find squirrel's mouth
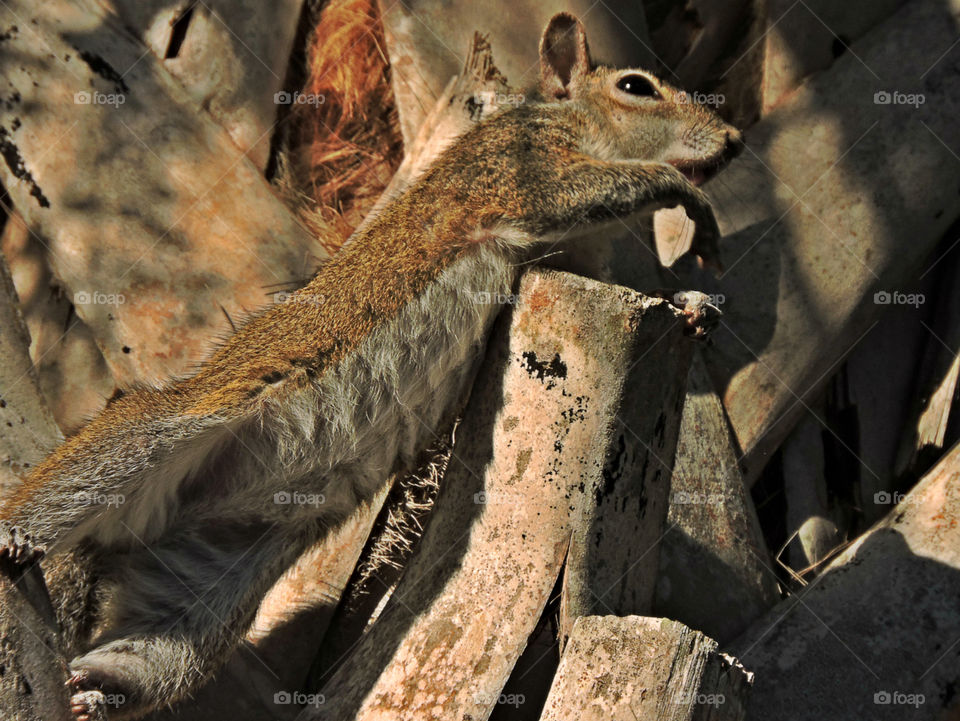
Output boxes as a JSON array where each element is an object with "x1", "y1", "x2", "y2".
[
  {"x1": 673, "y1": 162, "x2": 720, "y2": 187},
  {"x1": 670, "y1": 149, "x2": 732, "y2": 186},
  {"x1": 669, "y1": 133, "x2": 744, "y2": 186}
]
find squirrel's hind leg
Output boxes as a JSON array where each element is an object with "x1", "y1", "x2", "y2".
[{"x1": 67, "y1": 520, "x2": 307, "y2": 719}]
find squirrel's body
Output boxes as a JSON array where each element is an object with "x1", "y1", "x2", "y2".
[{"x1": 0, "y1": 14, "x2": 741, "y2": 720}]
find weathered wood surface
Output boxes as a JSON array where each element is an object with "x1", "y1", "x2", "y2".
[
  {"x1": 895, "y1": 248, "x2": 960, "y2": 481},
  {"x1": 644, "y1": 0, "x2": 766, "y2": 127},
  {"x1": 0, "y1": 0, "x2": 325, "y2": 387},
  {"x1": 488, "y1": 616, "x2": 560, "y2": 721},
  {"x1": 104, "y1": 0, "x2": 302, "y2": 170},
  {"x1": 539, "y1": 615, "x2": 753, "y2": 721},
  {"x1": 0, "y1": 243, "x2": 61, "y2": 492},
  {"x1": 0, "y1": 251, "x2": 70, "y2": 718},
  {"x1": 732, "y1": 441, "x2": 960, "y2": 720},
  {"x1": 0, "y1": 0, "x2": 305, "y2": 429},
  {"x1": 845, "y1": 276, "x2": 932, "y2": 526},
  {"x1": 245, "y1": 489, "x2": 389, "y2": 672},
  {"x1": 677, "y1": 0, "x2": 960, "y2": 483},
  {"x1": 648, "y1": 0, "x2": 752, "y2": 84},
  {"x1": 0, "y1": 213, "x2": 113, "y2": 434},
  {"x1": 0, "y1": 564, "x2": 73, "y2": 721},
  {"x1": 559, "y1": 289, "x2": 693, "y2": 640},
  {"x1": 300, "y1": 270, "x2": 692, "y2": 721},
  {"x1": 780, "y1": 411, "x2": 840, "y2": 572},
  {"x1": 761, "y1": 0, "x2": 910, "y2": 114},
  {"x1": 0, "y1": 218, "x2": 72, "y2": 721},
  {"x1": 654, "y1": 350, "x2": 779, "y2": 644}
]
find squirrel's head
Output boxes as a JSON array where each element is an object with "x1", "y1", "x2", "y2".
[{"x1": 539, "y1": 13, "x2": 743, "y2": 184}]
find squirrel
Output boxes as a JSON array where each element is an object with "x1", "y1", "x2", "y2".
[{"x1": 0, "y1": 12, "x2": 741, "y2": 720}]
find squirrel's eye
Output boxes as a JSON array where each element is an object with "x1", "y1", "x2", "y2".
[{"x1": 616, "y1": 74, "x2": 660, "y2": 98}]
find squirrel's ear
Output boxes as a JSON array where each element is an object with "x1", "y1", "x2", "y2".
[{"x1": 539, "y1": 13, "x2": 591, "y2": 100}]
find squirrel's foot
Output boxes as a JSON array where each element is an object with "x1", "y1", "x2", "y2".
[
  {"x1": 68, "y1": 688, "x2": 107, "y2": 721},
  {"x1": 653, "y1": 290, "x2": 721, "y2": 339},
  {"x1": 0, "y1": 521, "x2": 45, "y2": 566},
  {"x1": 69, "y1": 653, "x2": 139, "y2": 720}
]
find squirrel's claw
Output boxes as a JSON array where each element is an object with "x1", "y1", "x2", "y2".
[
  {"x1": 0, "y1": 522, "x2": 45, "y2": 567},
  {"x1": 651, "y1": 290, "x2": 721, "y2": 340},
  {"x1": 676, "y1": 290, "x2": 721, "y2": 339}
]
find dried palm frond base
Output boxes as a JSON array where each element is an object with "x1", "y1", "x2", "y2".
[{"x1": 274, "y1": 0, "x2": 404, "y2": 254}]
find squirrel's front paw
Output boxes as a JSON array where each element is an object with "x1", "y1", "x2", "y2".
[
  {"x1": 68, "y1": 688, "x2": 107, "y2": 721},
  {"x1": 0, "y1": 521, "x2": 45, "y2": 566},
  {"x1": 653, "y1": 290, "x2": 721, "y2": 339}
]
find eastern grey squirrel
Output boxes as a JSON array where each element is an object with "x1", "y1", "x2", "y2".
[{"x1": 0, "y1": 12, "x2": 741, "y2": 720}]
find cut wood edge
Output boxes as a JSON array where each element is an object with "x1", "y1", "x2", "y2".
[{"x1": 539, "y1": 615, "x2": 753, "y2": 721}]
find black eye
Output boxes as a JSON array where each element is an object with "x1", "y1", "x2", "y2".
[{"x1": 616, "y1": 74, "x2": 659, "y2": 98}]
